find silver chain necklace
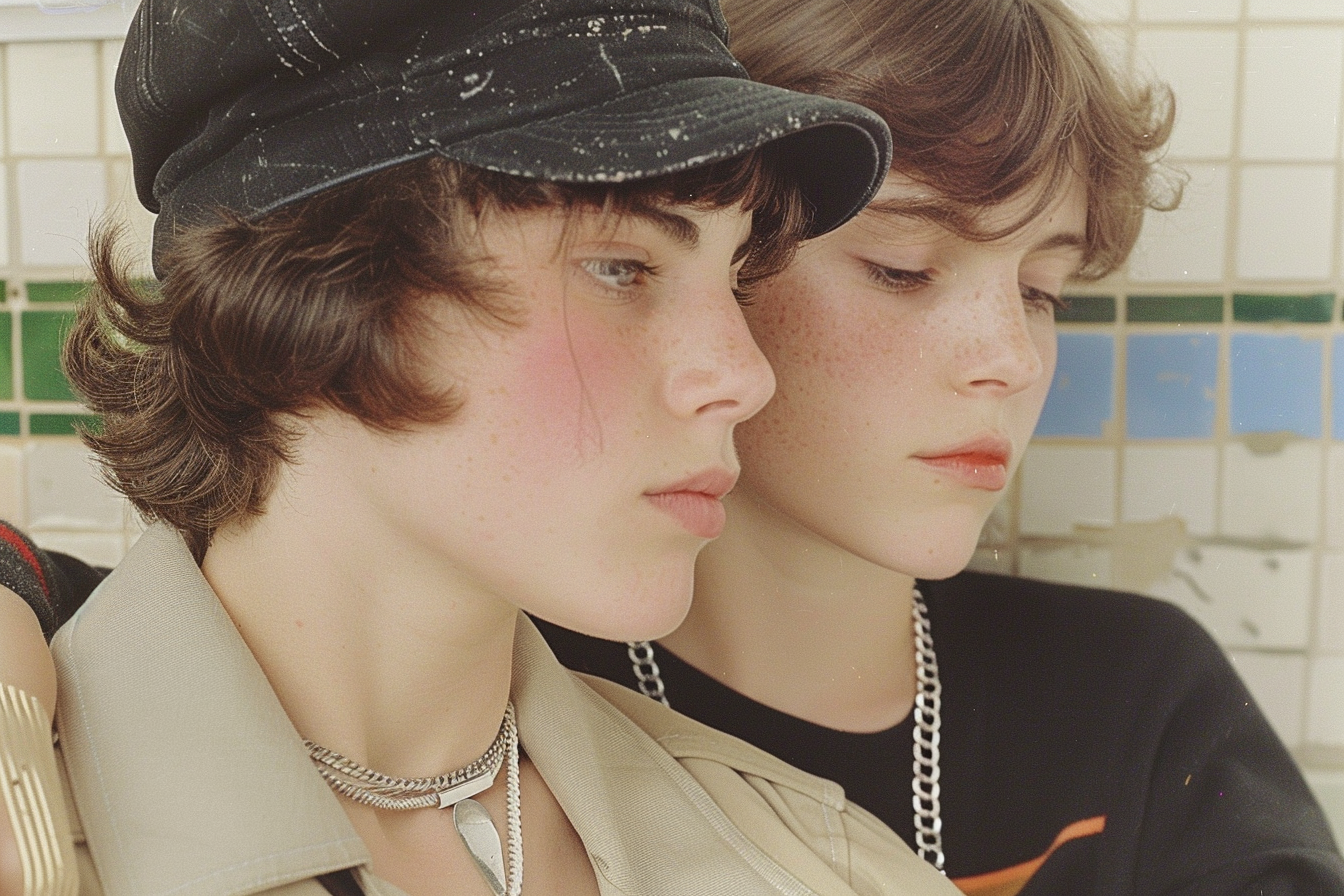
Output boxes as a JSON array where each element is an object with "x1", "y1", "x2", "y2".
[
  {"x1": 627, "y1": 588, "x2": 945, "y2": 873},
  {"x1": 305, "y1": 702, "x2": 524, "y2": 896}
]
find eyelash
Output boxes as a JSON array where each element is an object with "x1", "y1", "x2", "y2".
[
  {"x1": 582, "y1": 258, "x2": 657, "y2": 290},
  {"x1": 863, "y1": 264, "x2": 1070, "y2": 313}
]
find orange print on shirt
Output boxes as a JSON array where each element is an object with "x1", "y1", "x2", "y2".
[{"x1": 951, "y1": 816, "x2": 1106, "y2": 896}]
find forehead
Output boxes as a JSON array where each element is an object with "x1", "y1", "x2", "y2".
[{"x1": 861, "y1": 170, "x2": 1088, "y2": 246}]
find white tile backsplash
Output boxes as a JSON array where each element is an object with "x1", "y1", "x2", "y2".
[
  {"x1": 1149, "y1": 544, "x2": 1313, "y2": 649},
  {"x1": 1122, "y1": 444, "x2": 1218, "y2": 536},
  {"x1": 1325, "y1": 444, "x2": 1344, "y2": 549},
  {"x1": 1137, "y1": 29, "x2": 1239, "y2": 158},
  {"x1": 100, "y1": 40, "x2": 126, "y2": 156},
  {"x1": 1220, "y1": 441, "x2": 1323, "y2": 543},
  {"x1": 1306, "y1": 656, "x2": 1344, "y2": 746},
  {"x1": 1128, "y1": 163, "x2": 1230, "y2": 282},
  {"x1": 1317, "y1": 553, "x2": 1344, "y2": 654},
  {"x1": 1069, "y1": 0, "x2": 1132, "y2": 24},
  {"x1": 0, "y1": 444, "x2": 21, "y2": 522},
  {"x1": 1020, "y1": 445, "x2": 1118, "y2": 537},
  {"x1": 1229, "y1": 649, "x2": 1307, "y2": 747},
  {"x1": 1235, "y1": 165, "x2": 1336, "y2": 281},
  {"x1": 1248, "y1": 0, "x2": 1344, "y2": 20},
  {"x1": 1240, "y1": 28, "x2": 1344, "y2": 161},
  {"x1": 5, "y1": 41, "x2": 98, "y2": 156},
  {"x1": 1019, "y1": 543, "x2": 1114, "y2": 588},
  {"x1": 16, "y1": 158, "x2": 105, "y2": 267},
  {"x1": 1138, "y1": 0, "x2": 1241, "y2": 22},
  {"x1": 24, "y1": 442, "x2": 125, "y2": 531},
  {"x1": 0, "y1": 165, "x2": 10, "y2": 267}
]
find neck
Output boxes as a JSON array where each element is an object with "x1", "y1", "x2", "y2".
[
  {"x1": 663, "y1": 487, "x2": 917, "y2": 732},
  {"x1": 202, "y1": 472, "x2": 516, "y2": 787}
]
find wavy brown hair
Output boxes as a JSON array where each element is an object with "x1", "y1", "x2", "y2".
[
  {"x1": 725, "y1": 0, "x2": 1179, "y2": 279},
  {"x1": 67, "y1": 152, "x2": 808, "y2": 559}
]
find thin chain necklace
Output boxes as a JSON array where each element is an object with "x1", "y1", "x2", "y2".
[
  {"x1": 627, "y1": 588, "x2": 946, "y2": 873},
  {"x1": 305, "y1": 702, "x2": 524, "y2": 896}
]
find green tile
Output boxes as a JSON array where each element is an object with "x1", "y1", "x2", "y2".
[
  {"x1": 1233, "y1": 293, "x2": 1333, "y2": 324},
  {"x1": 21, "y1": 310, "x2": 76, "y2": 401},
  {"x1": 25, "y1": 281, "x2": 88, "y2": 304},
  {"x1": 0, "y1": 413, "x2": 18, "y2": 436},
  {"x1": 0, "y1": 281, "x2": 8, "y2": 303},
  {"x1": 0, "y1": 315, "x2": 11, "y2": 401},
  {"x1": 29, "y1": 413, "x2": 99, "y2": 436},
  {"x1": 1057, "y1": 294, "x2": 1116, "y2": 323},
  {"x1": 1127, "y1": 294, "x2": 1224, "y2": 323}
]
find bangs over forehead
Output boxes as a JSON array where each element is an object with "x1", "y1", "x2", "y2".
[{"x1": 726, "y1": 0, "x2": 1180, "y2": 280}]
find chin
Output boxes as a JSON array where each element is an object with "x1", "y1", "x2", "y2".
[
  {"x1": 867, "y1": 508, "x2": 990, "y2": 581},
  {"x1": 545, "y1": 563, "x2": 696, "y2": 643}
]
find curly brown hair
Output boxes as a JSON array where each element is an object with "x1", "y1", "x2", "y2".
[
  {"x1": 67, "y1": 151, "x2": 808, "y2": 559},
  {"x1": 724, "y1": 0, "x2": 1180, "y2": 279}
]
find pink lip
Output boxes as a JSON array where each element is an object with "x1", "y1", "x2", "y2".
[
  {"x1": 914, "y1": 435, "x2": 1012, "y2": 491},
  {"x1": 645, "y1": 468, "x2": 738, "y2": 539}
]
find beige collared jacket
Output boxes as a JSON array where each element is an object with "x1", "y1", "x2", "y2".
[{"x1": 49, "y1": 524, "x2": 960, "y2": 896}]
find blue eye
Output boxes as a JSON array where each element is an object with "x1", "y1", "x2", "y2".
[{"x1": 582, "y1": 259, "x2": 652, "y2": 288}]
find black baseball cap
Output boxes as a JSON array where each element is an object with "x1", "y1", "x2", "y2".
[{"x1": 118, "y1": 0, "x2": 892, "y2": 269}]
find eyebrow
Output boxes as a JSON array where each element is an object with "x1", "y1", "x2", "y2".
[
  {"x1": 623, "y1": 203, "x2": 700, "y2": 249},
  {"x1": 863, "y1": 199, "x2": 1087, "y2": 254}
]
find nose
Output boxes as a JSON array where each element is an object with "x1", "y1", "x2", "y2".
[
  {"x1": 663, "y1": 285, "x2": 776, "y2": 423},
  {"x1": 952, "y1": 274, "x2": 1047, "y2": 397}
]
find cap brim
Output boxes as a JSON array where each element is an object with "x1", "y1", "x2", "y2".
[{"x1": 444, "y1": 76, "x2": 890, "y2": 237}]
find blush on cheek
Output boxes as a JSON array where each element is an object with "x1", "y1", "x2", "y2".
[{"x1": 508, "y1": 321, "x2": 638, "y2": 461}]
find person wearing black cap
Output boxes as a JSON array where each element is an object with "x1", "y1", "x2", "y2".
[{"x1": 0, "y1": 0, "x2": 973, "y2": 894}]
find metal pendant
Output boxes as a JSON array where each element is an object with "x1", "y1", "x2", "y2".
[{"x1": 454, "y1": 798, "x2": 506, "y2": 896}]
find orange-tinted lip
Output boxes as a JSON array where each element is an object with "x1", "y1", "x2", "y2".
[{"x1": 915, "y1": 436, "x2": 1012, "y2": 491}]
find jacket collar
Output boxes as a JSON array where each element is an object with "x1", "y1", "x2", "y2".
[{"x1": 53, "y1": 524, "x2": 836, "y2": 896}]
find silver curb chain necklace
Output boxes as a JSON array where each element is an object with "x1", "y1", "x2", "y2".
[
  {"x1": 627, "y1": 588, "x2": 946, "y2": 873},
  {"x1": 305, "y1": 702, "x2": 524, "y2": 896}
]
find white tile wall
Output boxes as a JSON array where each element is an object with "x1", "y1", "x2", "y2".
[
  {"x1": 24, "y1": 442, "x2": 124, "y2": 531},
  {"x1": 1235, "y1": 165, "x2": 1336, "y2": 281},
  {"x1": 1138, "y1": 0, "x2": 1239, "y2": 23},
  {"x1": 1249, "y1": 0, "x2": 1344, "y2": 21},
  {"x1": 1128, "y1": 163, "x2": 1229, "y2": 282},
  {"x1": 16, "y1": 158, "x2": 105, "y2": 267},
  {"x1": 1019, "y1": 543, "x2": 1114, "y2": 588},
  {"x1": 1239, "y1": 28, "x2": 1344, "y2": 161},
  {"x1": 5, "y1": 41, "x2": 99, "y2": 156},
  {"x1": 1019, "y1": 445, "x2": 1118, "y2": 536},
  {"x1": 1136, "y1": 29, "x2": 1238, "y2": 159},
  {"x1": 1325, "y1": 444, "x2": 1344, "y2": 549},
  {"x1": 1307, "y1": 656, "x2": 1344, "y2": 744},
  {"x1": 1229, "y1": 649, "x2": 1308, "y2": 746},
  {"x1": 99, "y1": 40, "x2": 126, "y2": 156},
  {"x1": 1122, "y1": 444, "x2": 1218, "y2": 536},
  {"x1": 1149, "y1": 544, "x2": 1313, "y2": 650},
  {"x1": 0, "y1": 444, "x2": 21, "y2": 521},
  {"x1": 1220, "y1": 442, "x2": 1323, "y2": 543},
  {"x1": 1317, "y1": 552, "x2": 1344, "y2": 654}
]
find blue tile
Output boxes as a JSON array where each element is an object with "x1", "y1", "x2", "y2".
[
  {"x1": 1330, "y1": 335, "x2": 1344, "y2": 440},
  {"x1": 1230, "y1": 334, "x2": 1322, "y2": 438},
  {"x1": 1036, "y1": 333, "x2": 1114, "y2": 437},
  {"x1": 1125, "y1": 334, "x2": 1218, "y2": 439}
]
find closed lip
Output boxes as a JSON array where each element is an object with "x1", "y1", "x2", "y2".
[
  {"x1": 644, "y1": 468, "x2": 738, "y2": 538},
  {"x1": 913, "y1": 434, "x2": 1012, "y2": 491},
  {"x1": 645, "y1": 468, "x2": 739, "y2": 500}
]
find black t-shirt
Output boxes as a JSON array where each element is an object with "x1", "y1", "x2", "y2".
[{"x1": 538, "y1": 571, "x2": 1344, "y2": 895}]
